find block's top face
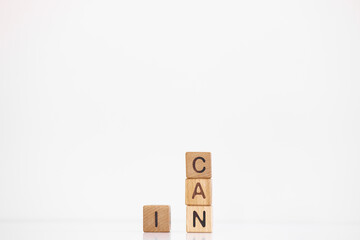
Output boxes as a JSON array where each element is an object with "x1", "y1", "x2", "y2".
[
  {"x1": 143, "y1": 205, "x2": 171, "y2": 232},
  {"x1": 186, "y1": 152, "x2": 211, "y2": 179},
  {"x1": 143, "y1": 205, "x2": 170, "y2": 210}
]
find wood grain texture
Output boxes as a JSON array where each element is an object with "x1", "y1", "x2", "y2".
[
  {"x1": 186, "y1": 152, "x2": 211, "y2": 179},
  {"x1": 143, "y1": 205, "x2": 171, "y2": 232},
  {"x1": 186, "y1": 206, "x2": 212, "y2": 233},
  {"x1": 185, "y1": 179, "x2": 212, "y2": 206}
]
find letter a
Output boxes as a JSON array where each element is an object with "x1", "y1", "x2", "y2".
[{"x1": 192, "y1": 182, "x2": 206, "y2": 199}]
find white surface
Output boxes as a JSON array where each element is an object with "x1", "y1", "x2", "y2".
[
  {"x1": 0, "y1": 221, "x2": 360, "y2": 240},
  {"x1": 1, "y1": 0, "x2": 360, "y2": 224}
]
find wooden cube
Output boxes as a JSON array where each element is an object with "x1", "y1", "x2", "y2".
[
  {"x1": 186, "y1": 206, "x2": 212, "y2": 233},
  {"x1": 185, "y1": 179, "x2": 212, "y2": 206},
  {"x1": 186, "y1": 152, "x2": 211, "y2": 179},
  {"x1": 143, "y1": 205, "x2": 171, "y2": 232}
]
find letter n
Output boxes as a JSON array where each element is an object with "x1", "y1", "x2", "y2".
[{"x1": 193, "y1": 210, "x2": 206, "y2": 227}]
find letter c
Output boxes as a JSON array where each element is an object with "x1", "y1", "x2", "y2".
[{"x1": 192, "y1": 157, "x2": 206, "y2": 173}]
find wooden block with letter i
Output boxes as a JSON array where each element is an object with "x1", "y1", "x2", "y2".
[
  {"x1": 185, "y1": 179, "x2": 212, "y2": 206},
  {"x1": 143, "y1": 205, "x2": 171, "y2": 232},
  {"x1": 186, "y1": 206, "x2": 212, "y2": 233},
  {"x1": 186, "y1": 152, "x2": 211, "y2": 179}
]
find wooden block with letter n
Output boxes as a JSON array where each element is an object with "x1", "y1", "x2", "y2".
[
  {"x1": 143, "y1": 205, "x2": 171, "y2": 232},
  {"x1": 186, "y1": 206, "x2": 212, "y2": 233},
  {"x1": 186, "y1": 152, "x2": 211, "y2": 179},
  {"x1": 185, "y1": 179, "x2": 212, "y2": 206}
]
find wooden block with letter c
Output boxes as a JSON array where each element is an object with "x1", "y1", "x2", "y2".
[{"x1": 186, "y1": 152, "x2": 211, "y2": 179}]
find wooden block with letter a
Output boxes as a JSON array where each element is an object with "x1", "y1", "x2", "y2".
[
  {"x1": 185, "y1": 179, "x2": 212, "y2": 206},
  {"x1": 143, "y1": 205, "x2": 171, "y2": 232},
  {"x1": 186, "y1": 206, "x2": 212, "y2": 233},
  {"x1": 186, "y1": 152, "x2": 212, "y2": 179}
]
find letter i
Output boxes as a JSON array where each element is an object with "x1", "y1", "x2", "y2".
[{"x1": 155, "y1": 211, "x2": 158, "y2": 227}]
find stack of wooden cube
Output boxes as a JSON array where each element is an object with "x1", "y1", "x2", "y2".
[{"x1": 185, "y1": 152, "x2": 212, "y2": 233}]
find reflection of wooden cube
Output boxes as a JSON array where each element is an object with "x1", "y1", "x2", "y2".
[
  {"x1": 186, "y1": 233, "x2": 212, "y2": 240},
  {"x1": 186, "y1": 152, "x2": 211, "y2": 179},
  {"x1": 143, "y1": 233, "x2": 171, "y2": 240},
  {"x1": 143, "y1": 205, "x2": 171, "y2": 232},
  {"x1": 185, "y1": 179, "x2": 212, "y2": 206},
  {"x1": 186, "y1": 206, "x2": 212, "y2": 233}
]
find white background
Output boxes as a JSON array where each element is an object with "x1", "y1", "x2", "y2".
[{"x1": 1, "y1": 0, "x2": 360, "y2": 227}]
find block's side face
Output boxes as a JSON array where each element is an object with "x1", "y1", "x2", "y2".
[
  {"x1": 186, "y1": 152, "x2": 212, "y2": 179},
  {"x1": 186, "y1": 206, "x2": 212, "y2": 233},
  {"x1": 185, "y1": 179, "x2": 212, "y2": 206},
  {"x1": 143, "y1": 205, "x2": 171, "y2": 232}
]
